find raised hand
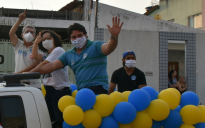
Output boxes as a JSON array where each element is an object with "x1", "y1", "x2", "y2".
[
  {"x1": 18, "y1": 9, "x2": 27, "y2": 22},
  {"x1": 106, "y1": 16, "x2": 123, "y2": 38},
  {"x1": 35, "y1": 32, "x2": 42, "y2": 44}
]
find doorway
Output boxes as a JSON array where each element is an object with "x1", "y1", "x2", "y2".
[{"x1": 168, "y1": 40, "x2": 185, "y2": 81}]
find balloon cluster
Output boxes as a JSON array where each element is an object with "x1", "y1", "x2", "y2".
[{"x1": 58, "y1": 85, "x2": 205, "y2": 128}]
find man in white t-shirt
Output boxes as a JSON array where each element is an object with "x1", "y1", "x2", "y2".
[{"x1": 9, "y1": 9, "x2": 44, "y2": 89}]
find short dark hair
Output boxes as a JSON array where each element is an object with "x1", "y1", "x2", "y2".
[
  {"x1": 67, "y1": 23, "x2": 87, "y2": 39},
  {"x1": 38, "y1": 30, "x2": 62, "y2": 52}
]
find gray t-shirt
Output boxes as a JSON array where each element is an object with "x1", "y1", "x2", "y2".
[
  {"x1": 42, "y1": 47, "x2": 70, "y2": 90},
  {"x1": 13, "y1": 39, "x2": 45, "y2": 88}
]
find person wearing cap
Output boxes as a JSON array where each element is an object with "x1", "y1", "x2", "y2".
[{"x1": 108, "y1": 51, "x2": 147, "y2": 94}]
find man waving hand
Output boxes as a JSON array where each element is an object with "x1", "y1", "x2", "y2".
[{"x1": 31, "y1": 17, "x2": 123, "y2": 94}]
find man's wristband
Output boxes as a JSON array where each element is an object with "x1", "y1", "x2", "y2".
[{"x1": 111, "y1": 36, "x2": 118, "y2": 40}]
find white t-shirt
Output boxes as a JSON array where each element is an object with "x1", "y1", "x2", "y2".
[
  {"x1": 13, "y1": 39, "x2": 46, "y2": 88},
  {"x1": 42, "y1": 47, "x2": 70, "y2": 90}
]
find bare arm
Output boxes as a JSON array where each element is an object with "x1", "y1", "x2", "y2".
[
  {"x1": 32, "y1": 32, "x2": 43, "y2": 61},
  {"x1": 139, "y1": 84, "x2": 147, "y2": 89},
  {"x1": 170, "y1": 84, "x2": 179, "y2": 88},
  {"x1": 30, "y1": 60, "x2": 50, "y2": 72},
  {"x1": 15, "y1": 61, "x2": 40, "y2": 73},
  {"x1": 108, "y1": 82, "x2": 117, "y2": 95},
  {"x1": 9, "y1": 9, "x2": 27, "y2": 46},
  {"x1": 30, "y1": 60, "x2": 64, "y2": 74},
  {"x1": 101, "y1": 17, "x2": 123, "y2": 55}
]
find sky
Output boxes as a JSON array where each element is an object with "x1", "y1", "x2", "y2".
[{"x1": 0, "y1": 0, "x2": 159, "y2": 14}]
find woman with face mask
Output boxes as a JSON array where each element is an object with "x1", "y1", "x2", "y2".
[
  {"x1": 30, "y1": 30, "x2": 71, "y2": 127},
  {"x1": 108, "y1": 51, "x2": 147, "y2": 94}
]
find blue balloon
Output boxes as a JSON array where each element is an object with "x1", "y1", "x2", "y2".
[
  {"x1": 63, "y1": 121, "x2": 84, "y2": 128},
  {"x1": 109, "y1": 112, "x2": 114, "y2": 118},
  {"x1": 128, "y1": 89, "x2": 151, "y2": 111},
  {"x1": 194, "y1": 123, "x2": 205, "y2": 128},
  {"x1": 113, "y1": 102, "x2": 136, "y2": 124},
  {"x1": 174, "y1": 105, "x2": 181, "y2": 113},
  {"x1": 141, "y1": 86, "x2": 158, "y2": 101},
  {"x1": 70, "y1": 84, "x2": 78, "y2": 92},
  {"x1": 180, "y1": 91, "x2": 199, "y2": 108},
  {"x1": 75, "y1": 88, "x2": 96, "y2": 111},
  {"x1": 156, "y1": 91, "x2": 159, "y2": 95},
  {"x1": 151, "y1": 121, "x2": 161, "y2": 128},
  {"x1": 161, "y1": 110, "x2": 182, "y2": 128},
  {"x1": 99, "y1": 116, "x2": 119, "y2": 128}
]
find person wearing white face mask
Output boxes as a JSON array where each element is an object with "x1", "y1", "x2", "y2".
[
  {"x1": 30, "y1": 17, "x2": 124, "y2": 95},
  {"x1": 108, "y1": 51, "x2": 147, "y2": 94},
  {"x1": 9, "y1": 9, "x2": 45, "y2": 89},
  {"x1": 30, "y1": 30, "x2": 70, "y2": 127}
]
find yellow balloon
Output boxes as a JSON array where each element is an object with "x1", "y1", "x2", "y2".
[
  {"x1": 180, "y1": 105, "x2": 202, "y2": 125},
  {"x1": 179, "y1": 124, "x2": 195, "y2": 128},
  {"x1": 41, "y1": 85, "x2": 46, "y2": 97},
  {"x1": 63, "y1": 105, "x2": 84, "y2": 126},
  {"x1": 58, "y1": 96, "x2": 75, "y2": 112},
  {"x1": 146, "y1": 99, "x2": 170, "y2": 121},
  {"x1": 158, "y1": 89, "x2": 178, "y2": 110},
  {"x1": 198, "y1": 105, "x2": 205, "y2": 122},
  {"x1": 93, "y1": 94, "x2": 115, "y2": 117},
  {"x1": 72, "y1": 90, "x2": 78, "y2": 98},
  {"x1": 131, "y1": 111, "x2": 152, "y2": 128},
  {"x1": 119, "y1": 123, "x2": 132, "y2": 128},
  {"x1": 109, "y1": 91, "x2": 126, "y2": 106},
  {"x1": 168, "y1": 88, "x2": 181, "y2": 105},
  {"x1": 122, "y1": 91, "x2": 131, "y2": 101},
  {"x1": 82, "y1": 109, "x2": 102, "y2": 128}
]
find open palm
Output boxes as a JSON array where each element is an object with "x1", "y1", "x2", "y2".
[{"x1": 107, "y1": 17, "x2": 123, "y2": 37}]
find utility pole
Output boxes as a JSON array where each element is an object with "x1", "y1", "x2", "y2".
[{"x1": 95, "y1": 0, "x2": 99, "y2": 28}]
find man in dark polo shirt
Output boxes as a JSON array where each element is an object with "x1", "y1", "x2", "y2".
[{"x1": 108, "y1": 51, "x2": 147, "y2": 94}]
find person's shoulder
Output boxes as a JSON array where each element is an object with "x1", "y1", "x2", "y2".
[
  {"x1": 16, "y1": 39, "x2": 24, "y2": 46},
  {"x1": 63, "y1": 48, "x2": 74, "y2": 55},
  {"x1": 18, "y1": 39, "x2": 24, "y2": 43},
  {"x1": 93, "y1": 40, "x2": 106, "y2": 45},
  {"x1": 88, "y1": 40, "x2": 105, "y2": 46},
  {"x1": 54, "y1": 47, "x2": 65, "y2": 52}
]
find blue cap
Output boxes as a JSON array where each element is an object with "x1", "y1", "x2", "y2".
[{"x1": 123, "y1": 51, "x2": 135, "y2": 59}]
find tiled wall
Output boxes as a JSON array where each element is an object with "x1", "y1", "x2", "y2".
[
  {"x1": 94, "y1": 28, "x2": 104, "y2": 41},
  {"x1": 159, "y1": 32, "x2": 196, "y2": 92}
]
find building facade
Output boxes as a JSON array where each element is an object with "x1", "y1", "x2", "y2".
[{"x1": 144, "y1": 0, "x2": 203, "y2": 30}]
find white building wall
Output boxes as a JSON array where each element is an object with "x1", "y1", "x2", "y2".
[
  {"x1": 196, "y1": 33, "x2": 205, "y2": 104},
  {"x1": 93, "y1": 2, "x2": 205, "y2": 33},
  {"x1": 104, "y1": 29, "x2": 159, "y2": 91}
]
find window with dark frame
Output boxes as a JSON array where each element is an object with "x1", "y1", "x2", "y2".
[{"x1": 0, "y1": 96, "x2": 27, "y2": 128}]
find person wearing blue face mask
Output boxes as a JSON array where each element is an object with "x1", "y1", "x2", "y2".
[
  {"x1": 30, "y1": 17, "x2": 124, "y2": 95},
  {"x1": 9, "y1": 9, "x2": 45, "y2": 89},
  {"x1": 108, "y1": 51, "x2": 147, "y2": 94}
]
